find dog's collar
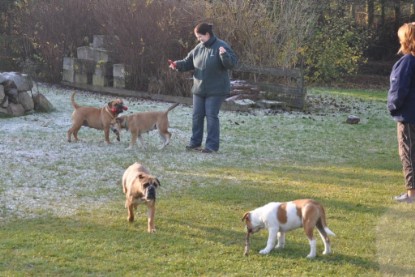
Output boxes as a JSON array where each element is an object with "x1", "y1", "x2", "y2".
[{"x1": 104, "y1": 106, "x2": 116, "y2": 119}]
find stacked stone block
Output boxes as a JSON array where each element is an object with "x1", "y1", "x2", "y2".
[
  {"x1": 63, "y1": 35, "x2": 128, "y2": 88},
  {"x1": 113, "y1": 64, "x2": 128, "y2": 88}
]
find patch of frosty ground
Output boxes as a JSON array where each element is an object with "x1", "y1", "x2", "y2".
[
  {"x1": 0, "y1": 84, "x2": 248, "y2": 221},
  {"x1": 0, "y1": 83, "x2": 387, "y2": 222}
]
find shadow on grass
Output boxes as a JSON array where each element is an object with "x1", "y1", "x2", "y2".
[
  {"x1": 0, "y1": 159, "x2": 396, "y2": 275},
  {"x1": 162, "y1": 214, "x2": 380, "y2": 273}
]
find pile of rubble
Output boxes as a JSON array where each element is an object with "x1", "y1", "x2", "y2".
[
  {"x1": 227, "y1": 80, "x2": 286, "y2": 110},
  {"x1": 0, "y1": 72, "x2": 54, "y2": 117}
]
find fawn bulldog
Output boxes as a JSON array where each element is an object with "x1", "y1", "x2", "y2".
[
  {"x1": 67, "y1": 92, "x2": 128, "y2": 144},
  {"x1": 111, "y1": 103, "x2": 179, "y2": 150},
  {"x1": 122, "y1": 162, "x2": 160, "y2": 233},
  {"x1": 242, "y1": 199, "x2": 335, "y2": 258}
]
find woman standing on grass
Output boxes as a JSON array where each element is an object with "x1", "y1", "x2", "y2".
[
  {"x1": 169, "y1": 22, "x2": 238, "y2": 153},
  {"x1": 387, "y1": 22, "x2": 415, "y2": 203}
]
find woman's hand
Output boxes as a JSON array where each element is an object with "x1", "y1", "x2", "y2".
[
  {"x1": 168, "y1": 59, "x2": 176, "y2": 69},
  {"x1": 219, "y1": 47, "x2": 226, "y2": 55}
]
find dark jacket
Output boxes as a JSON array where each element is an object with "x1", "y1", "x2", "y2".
[
  {"x1": 175, "y1": 35, "x2": 238, "y2": 97},
  {"x1": 388, "y1": 54, "x2": 415, "y2": 123}
]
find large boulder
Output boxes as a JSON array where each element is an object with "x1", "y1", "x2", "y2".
[
  {"x1": 0, "y1": 72, "x2": 33, "y2": 91},
  {"x1": 0, "y1": 72, "x2": 53, "y2": 116},
  {"x1": 6, "y1": 87, "x2": 19, "y2": 103},
  {"x1": 0, "y1": 86, "x2": 5, "y2": 107},
  {"x1": 33, "y1": 92, "x2": 55, "y2": 112},
  {"x1": 18, "y1": 91, "x2": 35, "y2": 111},
  {"x1": 7, "y1": 103, "x2": 25, "y2": 116}
]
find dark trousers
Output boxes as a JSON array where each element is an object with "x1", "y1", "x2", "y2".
[
  {"x1": 190, "y1": 94, "x2": 225, "y2": 151},
  {"x1": 397, "y1": 122, "x2": 415, "y2": 190}
]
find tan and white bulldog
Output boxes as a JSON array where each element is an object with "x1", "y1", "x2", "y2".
[
  {"x1": 122, "y1": 162, "x2": 160, "y2": 233},
  {"x1": 112, "y1": 103, "x2": 179, "y2": 150},
  {"x1": 242, "y1": 199, "x2": 335, "y2": 258},
  {"x1": 67, "y1": 92, "x2": 128, "y2": 144}
]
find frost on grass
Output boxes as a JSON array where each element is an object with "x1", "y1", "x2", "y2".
[
  {"x1": 0, "y1": 84, "x2": 212, "y2": 220},
  {"x1": 376, "y1": 205, "x2": 415, "y2": 276},
  {"x1": 0, "y1": 84, "x2": 388, "y2": 221}
]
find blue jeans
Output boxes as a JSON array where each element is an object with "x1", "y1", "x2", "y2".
[{"x1": 190, "y1": 94, "x2": 226, "y2": 151}]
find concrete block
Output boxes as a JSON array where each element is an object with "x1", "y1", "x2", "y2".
[
  {"x1": 95, "y1": 62, "x2": 113, "y2": 77},
  {"x1": 93, "y1": 35, "x2": 105, "y2": 48},
  {"x1": 74, "y1": 73, "x2": 89, "y2": 85},
  {"x1": 77, "y1": 46, "x2": 111, "y2": 62},
  {"x1": 93, "y1": 35, "x2": 116, "y2": 49},
  {"x1": 92, "y1": 75, "x2": 108, "y2": 87},
  {"x1": 113, "y1": 64, "x2": 125, "y2": 78},
  {"x1": 94, "y1": 49, "x2": 111, "y2": 62},
  {"x1": 113, "y1": 77, "x2": 125, "y2": 88},
  {"x1": 62, "y1": 69, "x2": 75, "y2": 82},
  {"x1": 77, "y1": 46, "x2": 95, "y2": 61},
  {"x1": 73, "y1": 59, "x2": 96, "y2": 74},
  {"x1": 113, "y1": 64, "x2": 129, "y2": 88},
  {"x1": 63, "y1": 57, "x2": 75, "y2": 70}
]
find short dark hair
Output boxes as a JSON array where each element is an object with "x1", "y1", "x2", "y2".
[{"x1": 194, "y1": 23, "x2": 213, "y2": 36}]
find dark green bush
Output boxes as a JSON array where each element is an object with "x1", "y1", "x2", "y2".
[{"x1": 302, "y1": 17, "x2": 369, "y2": 84}]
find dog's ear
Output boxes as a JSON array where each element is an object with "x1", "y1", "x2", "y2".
[
  {"x1": 138, "y1": 173, "x2": 146, "y2": 180},
  {"x1": 242, "y1": 212, "x2": 250, "y2": 222},
  {"x1": 154, "y1": 178, "x2": 161, "y2": 187},
  {"x1": 107, "y1": 101, "x2": 113, "y2": 107}
]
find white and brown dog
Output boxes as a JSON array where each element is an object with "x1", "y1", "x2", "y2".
[
  {"x1": 111, "y1": 103, "x2": 179, "y2": 150},
  {"x1": 67, "y1": 92, "x2": 128, "y2": 144},
  {"x1": 122, "y1": 162, "x2": 160, "y2": 233},
  {"x1": 242, "y1": 199, "x2": 335, "y2": 258}
]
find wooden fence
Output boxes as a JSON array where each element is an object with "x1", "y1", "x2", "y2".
[{"x1": 233, "y1": 64, "x2": 307, "y2": 110}]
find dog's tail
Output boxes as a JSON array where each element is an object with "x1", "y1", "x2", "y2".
[
  {"x1": 319, "y1": 205, "x2": 336, "y2": 236},
  {"x1": 324, "y1": 227, "x2": 336, "y2": 237},
  {"x1": 71, "y1": 91, "x2": 80, "y2": 110},
  {"x1": 166, "y1": 102, "x2": 179, "y2": 113}
]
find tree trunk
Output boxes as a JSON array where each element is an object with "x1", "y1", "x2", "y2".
[
  {"x1": 367, "y1": 0, "x2": 374, "y2": 28},
  {"x1": 380, "y1": 0, "x2": 385, "y2": 27},
  {"x1": 394, "y1": 1, "x2": 401, "y2": 30}
]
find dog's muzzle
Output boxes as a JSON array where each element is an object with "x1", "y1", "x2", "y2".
[
  {"x1": 112, "y1": 103, "x2": 128, "y2": 114},
  {"x1": 144, "y1": 184, "x2": 156, "y2": 200}
]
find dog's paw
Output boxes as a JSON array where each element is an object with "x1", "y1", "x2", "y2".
[
  {"x1": 148, "y1": 228, "x2": 156, "y2": 233},
  {"x1": 259, "y1": 249, "x2": 270, "y2": 255},
  {"x1": 306, "y1": 254, "x2": 316, "y2": 259}
]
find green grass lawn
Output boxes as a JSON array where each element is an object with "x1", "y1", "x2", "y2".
[{"x1": 1, "y1": 85, "x2": 414, "y2": 276}]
